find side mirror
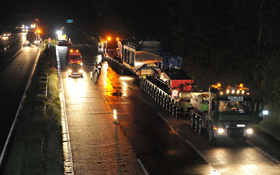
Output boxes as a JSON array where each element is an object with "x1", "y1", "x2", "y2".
[{"x1": 254, "y1": 100, "x2": 263, "y2": 113}]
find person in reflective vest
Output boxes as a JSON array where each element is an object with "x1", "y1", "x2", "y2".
[{"x1": 97, "y1": 62, "x2": 102, "y2": 72}]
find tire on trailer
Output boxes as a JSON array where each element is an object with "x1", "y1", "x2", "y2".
[
  {"x1": 165, "y1": 99, "x2": 169, "y2": 111},
  {"x1": 175, "y1": 107, "x2": 179, "y2": 118},
  {"x1": 171, "y1": 104, "x2": 175, "y2": 116},
  {"x1": 208, "y1": 121, "x2": 216, "y2": 142},
  {"x1": 168, "y1": 102, "x2": 172, "y2": 113},
  {"x1": 198, "y1": 118, "x2": 203, "y2": 134},
  {"x1": 190, "y1": 113, "x2": 194, "y2": 129},
  {"x1": 194, "y1": 115, "x2": 199, "y2": 132}
]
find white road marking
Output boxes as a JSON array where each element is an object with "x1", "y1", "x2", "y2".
[
  {"x1": 247, "y1": 141, "x2": 280, "y2": 165},
  {"x1": 156, "y1": 112, "x2": 220, "y2": 175}
]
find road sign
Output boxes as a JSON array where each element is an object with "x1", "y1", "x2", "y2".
[{"x1": 67, "y1": 19, "x2": 73, "y2": 23}]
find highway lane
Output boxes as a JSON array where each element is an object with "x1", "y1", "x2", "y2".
[
  {"x1": 57, "y1": 43, "x2": 145, "y2": 174},
  {"x1": 57, "y1": 28, "x2": 215, "y2": 174},
  {"x1": 95, "y1": 67, "x2": 215, "y2": 174},
  {"x1": 0, "y1": 45, "x2": 41, "y2": 164},
  {"x1": 0, "y1": 32, "x2": 27, "y2": 72},
  {"x1": 60, "y1": 29, "x2": 280, "y2": 174},
  {"x1": 118, "y1": 71, "x2": 280, "y2": 175}
]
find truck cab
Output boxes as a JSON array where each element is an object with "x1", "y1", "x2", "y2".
[
  {"x1": 190, "y1": 83, "x2": 264, "y2": 141},
  {"x1": 24, "y1": 31, "x2": 39, "y2": 46},
  {"x1": 66, "y1": 48, "x2": 83, "y2": 66}
]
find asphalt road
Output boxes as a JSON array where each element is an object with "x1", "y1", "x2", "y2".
[
  {"x1": 57, "y1": 29, "x2": 214, "y2": 174},
  {"x1": 57, "y1": 34, "x2": 145, "y2": 174},
  {"x1": 119, "y1": 76, "x2": 280, "y2": 175},
  {"x1": 60, "y1": 28, "x2": 280, "y2": 175},
  {"x1": 0, "y1": 40, "x2": 41, "y2": 165}
]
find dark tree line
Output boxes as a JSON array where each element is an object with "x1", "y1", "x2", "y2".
[{"x1": 92, "y1": 0, "x2": 280, "y2": 120}]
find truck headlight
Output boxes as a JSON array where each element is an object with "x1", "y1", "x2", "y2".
[
  {"x1": 246, "y1": 128, "x2": 253, "y2": 134},
  {"x1": 68, "y1": 69, "x2": 72, "y2": 73},
  {"x1": 26, "y1": 41, "x2": 29, "y2": 44},
  {"x1": 217, "y1": 128, "x2": 225, "y2": 134},
  {"x1": 78, "y1": 69, "x2": 83, "y2": 73}
]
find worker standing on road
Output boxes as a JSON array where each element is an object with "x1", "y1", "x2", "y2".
[
  {"x1": 90, "y1": 64, "x2": 99, "y2": 84},
  {"x1": 97, "y1": 62, "x2": 102, "y2": 73}
]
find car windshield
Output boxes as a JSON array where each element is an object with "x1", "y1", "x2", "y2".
[
  {"x1": 70, "y1": 56, "x2": 81, "y2": 60},
  {"x1": 69, "y1": 64, "x2": 82, "y2": 68},
  {"x1": 218, "y1": 100, "x2": 252, "y2": 114}
]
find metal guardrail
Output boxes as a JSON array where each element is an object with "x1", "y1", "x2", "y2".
[{"x1": 140, "y1": 77, "x2": 183, "y2": 118}]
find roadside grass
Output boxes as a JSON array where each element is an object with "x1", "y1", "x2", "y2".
[
  {"x1": 4, "y1": 44, "x2": 63, "y2": 175},
  {"x1": 258, "y1": 116, "x2": 280, "y2": 141}
]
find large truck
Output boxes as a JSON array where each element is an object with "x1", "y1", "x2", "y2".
[
  {"x1": 98, "y1": 36, "x2": 120, "y2": 58},
  {"x1": 58, "y1": 34, "x2": 70, "y2": 46},
  {"x1": 66, "y1": 47, "x2": 83, "y2": 65},
  {"x1": 110, "y1": 37, "x2": 264, "y2": 141},
  {"x1": 189, "y1": 83, "x2": 263, "y2": 141},
  {"x1": 24, "y1": 31, "x2": 40, "y2": 46}
]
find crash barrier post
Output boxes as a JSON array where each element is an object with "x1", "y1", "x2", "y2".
[
  {"x1": 150, "y1": 86, "x2": 153, "y2": 98},
  {"x1": 162, "y1": 96, "x2": 165, "y2": 108},
  {"x1": 168, "y1": 101, "x2": 172, "y2": 113},
  {"x1": 165, "y1": 97, "x2": 169, "y2": 111},
  {"x1": 149, "y1": 84, "x2": 153, "y2": 97},
  {"x1": 159, "y1": 93, "x2": 163, "y2": 105},
  {"x1": 150, "y1": 85, "x2": 154, "y2": 97},
  {"x1": 176, "y1": 107, "x2": 184, "y2": 118},
  {"x1": 144, "y1": 82, "x2": 147, "y2": 92},
  {"x1": 154, "y1": 89, "x2": 158, "y2": 101},
  {"x1": 172, "y1": 104, "x2": 175, "y2": 115},
  {"x1": 172, "y1": 101, "x2": 177, "y2": 116}
]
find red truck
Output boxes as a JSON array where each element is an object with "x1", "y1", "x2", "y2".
[{"x1": 66, "y1": 48, "x2": 83, "y2": 65}]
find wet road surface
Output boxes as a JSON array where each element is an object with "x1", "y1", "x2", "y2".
[
  {"x1": 58, "y1": 29, "x2": 280, "y2": 175},
  {"x1": 0, "y1": 45, "x2": 41, "y2": 165},
  {"x1": 57, "y1": 45, "x2": 145, "y2": 175}
]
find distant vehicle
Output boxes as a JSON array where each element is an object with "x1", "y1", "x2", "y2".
[
  {"x1": 24, "y1": 32, "x2": 40, "y2": 46},
  {"x1": 57, "y1": 34, "x2": 70, "y2": 46},
  {"x1": 3, "y1": 33, "x2": 11, "y2": 37},
  {"x1": 66, "y1": 48, "x2": 83, "y2": 65},
  {"x1": 67, "y1": 63, "x2": 83, "y2": 77},
  {"x1": 98, "y1": 36, "x2": 120, "y2": 58}
]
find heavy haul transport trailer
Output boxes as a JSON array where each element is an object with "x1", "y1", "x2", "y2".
[
  {"x1": 140, "y1": 78, "x2": 265, "y2": 142},
  {"x1": 140, "y1": 76, "x2": 196, "y2": 118}
]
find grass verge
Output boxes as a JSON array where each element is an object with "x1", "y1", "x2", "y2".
[
  {"x1": 4, "y1": 44, "x2": 63, "y2": 175},
  {"x1": 258, "y1": 117, "x2": 280, "y2": 141}
]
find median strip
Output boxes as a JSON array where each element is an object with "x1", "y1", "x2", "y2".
[{"x1": 3, "y1": 43, "x2": 64, "y2": 174}]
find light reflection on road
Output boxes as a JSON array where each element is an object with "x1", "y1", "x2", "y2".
[{"x1": 65, "y1": 78, "x2": 86, "y2": 101}]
